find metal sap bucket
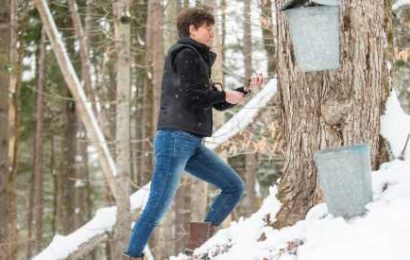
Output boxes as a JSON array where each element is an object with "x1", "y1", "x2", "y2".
[
  {"x1": 281, "y1": 0, "x2": 341, "y2": 72},
  {"x1": 313, "y1": 144, "x2": 373, "y2": 218}
]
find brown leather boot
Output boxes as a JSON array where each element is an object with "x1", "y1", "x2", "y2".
[
  {"x1": 185, "y1": 222, "x2": 217, "y2": 255},
  {"x1": 121, "y1": 253, "x2": 144, "y2": 260}
]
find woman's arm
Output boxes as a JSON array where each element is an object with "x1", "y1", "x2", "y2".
[{"x1": 174, "y1": 49, "x2": 226, "y2": 109}]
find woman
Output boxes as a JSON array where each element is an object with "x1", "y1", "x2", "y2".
[{"x1": 123, "y1": 7, "x2": 265, "y2": 260}]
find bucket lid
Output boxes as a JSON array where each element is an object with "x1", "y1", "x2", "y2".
[{"x1": 281, "y1": 0, "x2": 340, "y2": 11}]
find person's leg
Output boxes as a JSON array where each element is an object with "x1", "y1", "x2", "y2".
[
  {"x1": 185, "y1": 143, "x2": 245, "y2": 226},
  {"x1": 125, "y1": 130, "x2": 201, "y2": 257}
]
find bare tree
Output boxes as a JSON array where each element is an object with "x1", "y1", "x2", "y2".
[
  {"x1": 111, "y1": 0, "x2": 132, "y2": 257},
  {"x1": 274, "y1": 0, "x2": 392, "y2": 228},
  {"x1": 27, "y1": 27, "x2": 47, "y2": 258},
  {"x1": 133, "y1": 0, "x2": 149, "y2": 187},
  {"x1": 144, "y1": 1, "x2": 165, "y2": 257},
  {"x1": 140, "y1": 0, "x2": 163, "y2": 188},
  {"x1": 0, "y1": 0, "x2": 18, "y2": 258}
]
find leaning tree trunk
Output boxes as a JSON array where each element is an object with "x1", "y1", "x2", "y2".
[{"x1": 274, "y1": 0, "x2": 392, "y2": 228}]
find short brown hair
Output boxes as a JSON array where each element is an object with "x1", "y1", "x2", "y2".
[{"x1": 177, "y1": 7, "x2": 215, "y2": 38}]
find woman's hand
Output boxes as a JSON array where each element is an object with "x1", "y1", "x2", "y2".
[
  {"x1": 244, "y1": 73, "x2": 266, "y2": 92},
  {"x1": 225, "y1": 90, "x2": 245, "y2": 104}
]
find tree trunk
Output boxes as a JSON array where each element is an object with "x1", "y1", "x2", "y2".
[
  {"x1": 144, "y1": 1, "x2": 164, "y2": 257},
  {"x1": 211, "y1": 1, "x2": 224, "y2": 129},
  {"x1": 274, "y1": 0, "x2": 392, "y2": 228},
  {"x1": 221, "y1": 0, "x2": 226, "y2": 81},
  {"x1": 67, "y1": 0, "x2": 97, "y2": 115},
  {"x1": 73, "y1": 117, "x2": 91, "y2": 229},
  {"x1": 111, "y1": 0, "x2": 132, "y2": 257},
  {"x1": 27, "y1": 28, "x2": 47, "y2": 257},
  {"x1": 56, "y1": 88, "x2": 77, "y2": 235},
  {"x1": 174, "y1": 177, "x2": 191, "y2": 254},
  {"x1": 0, "y1": 0, "x2": 18, "y2": 258},
  {"x1": 132, "y1": 0, "x2": 148, "y2": 188},
  {"x1": 260, "y1": 0, "x2": 277, "y2": 76},
  {"x1": 141, "y1": 0, "x2": 163, "y2": 185},
  {"x1": 71, "y1": 0, "x2": 93, "y2": 226},
  {"x1": 243, "y1": 0, "x2": 252, "y2": 79}
]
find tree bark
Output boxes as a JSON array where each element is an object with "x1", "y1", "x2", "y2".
[
  {"x1": 72, "y1": 0, "x2": 93, "y2": 249},
  {"x1": 0, "y1": 0, "x2": 18, "y2": 258},
  {"x1": 144, "y1": 2, "x2": 164, "y2": 257},
  {"x1": 67, "y1": 0, "x2": 97, "y2": 115},
  {"x1": 27, "y1": 27, "x2": 47, "y2": 257},
  {"x1": 56, "y1": 88, "x2": 77, "y2": 235},
  {"x1": 140, "y1": 0, "x2": 163, "y2": 185},
  {"x1": 111, "y1": 0, "x2": 132, "y2": 257},
  {"x1": 133, "y1": 0, "x2": 149, "y2": 188},
  {"x1": 274, "y1": 0, "x2": 392, "y2": 228}
]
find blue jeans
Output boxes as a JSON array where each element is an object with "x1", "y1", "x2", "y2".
[{"x1": 125, "y1": 129, "x2": 245, "y2": 257}]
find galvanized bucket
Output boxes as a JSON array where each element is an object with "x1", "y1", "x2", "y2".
[
  {"x1": 284, "y1": 5, "x2": 340, "y2": 72},
  {"x1": 314, "y1": 144, "x2": 373, "y2": 218}
]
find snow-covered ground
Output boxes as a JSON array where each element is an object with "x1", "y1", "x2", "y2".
[{"x1": 170, "y1": 90, "x2": 410, "y2": 260}]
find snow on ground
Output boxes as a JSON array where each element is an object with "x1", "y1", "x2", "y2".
[{"x1": 170, "y1": 90, "x2": 410, "y2": 260}]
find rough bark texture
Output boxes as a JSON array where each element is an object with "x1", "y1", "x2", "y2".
[
  {"x1": 274, "y1": 0, "x2": 392, "y2": 228},
  {"x1": 112, "y1": 0, "x2": 132, "y2": 257}
]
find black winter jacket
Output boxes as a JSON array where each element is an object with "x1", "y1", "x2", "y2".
[{"x1": 156, "y1": 37, "x2": 249, "y2": 137}]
